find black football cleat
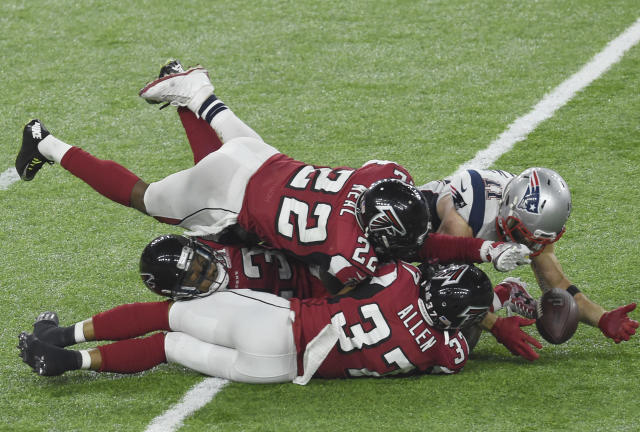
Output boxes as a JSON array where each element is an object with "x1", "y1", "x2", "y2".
[
  {"x1": 159, "y1": 59, "x2": 185, "y2": 78},
  {"x1": 17, "y1": 331, "x2": 31, "y2": 363},
  {"x1": 32, "y1": 311, "x2": 68, "y2": 347},
  {"x1": 152, "y1": 59, "x2": 187, "y2": 109},
  {"x1": 18, "y1": 332, "x2": 47, "y2": 371},
  {"x1": 17, "y1": 332, "x2": 75, "y2": 376},
  {"x1": 16, "y1": 119, "x2": 53, "y2": 181},
  {"x1": 35, "y1": 311, "x2": 59, "y2": 327}
]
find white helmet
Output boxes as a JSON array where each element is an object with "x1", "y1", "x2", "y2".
[{"x1": 497, "y1": 168, "x2": 571, "y2": 254}]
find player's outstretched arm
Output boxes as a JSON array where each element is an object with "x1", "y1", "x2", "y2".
[
  {"x1": 531, "y1": 245, "x2": 638, "y2": 343},
  {"x1": 419, "y1": 234, "x2": 530, "y2": 272}
]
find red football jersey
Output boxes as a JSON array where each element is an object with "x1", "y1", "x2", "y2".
[
  {"x1": 238, "y1": 154, "x2": 414, "y2": 286},
  {"x1": 290, "y1": 261, "x2": 469, "y2": 379},
  {"x1": 201, "y1": 240, "x2": 327, "y2": 299}
]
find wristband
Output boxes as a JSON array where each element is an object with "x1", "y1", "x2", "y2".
[{"x1": 566, "y1": 285, "x2": 581, "y2": 296}]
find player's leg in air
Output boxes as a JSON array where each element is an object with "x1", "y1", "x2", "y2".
[
  {"x1": 152, "y1": 59, "x2": 224, "y2": 163},
  {"x1": 139, "y1": 59, "x2": 263, "y2": 148},
  {"x1": 15, "y1": 60, "x2": 279, "y2": 236},
  {"x1": 15, "y1": 119, "x2": 147, "y2": 211},
  {"x1": 18, "y1": 291, "x2": 297, "y2": 383},
  {"x1": 145, "y1": 59, "x2": 222, "y2": 163}
]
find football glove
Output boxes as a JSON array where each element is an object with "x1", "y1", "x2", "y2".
[
  {"x1": 498, "y1": 277, "x2": 538, "y2": 319},
  {"x1": 480, "y1": 241, "x2": 531, "y2": 272},
  {"x1": 598, "y1": 303, "x2": 638, "y2": 343},
  {"x1": 490, "y1": 316, "x2": 542, "y2": 362}
]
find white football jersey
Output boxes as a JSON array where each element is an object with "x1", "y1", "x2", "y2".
[{"x1": 420, "y1": 169, "x2": 515, "y2": 240}]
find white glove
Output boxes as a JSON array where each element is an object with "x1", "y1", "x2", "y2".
[{"x1": 480, "y1": 241, "x2": 531, "y2": 272}]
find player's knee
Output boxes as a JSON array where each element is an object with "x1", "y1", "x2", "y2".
[{"x1": 232, "y1": 351, "x2": 297, "y2": 383}]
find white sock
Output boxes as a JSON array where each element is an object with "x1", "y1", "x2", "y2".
[
  {"x1": 74, "y1": 320, "x2": 88, "y2": 343},
  {"x1": 79, "y1": 350, "x2": 92, "y2": 370},
  {"x1": 209, "y1": 109, "x2": 262, "y2": 143},
  {"x1": 38, "y1": 135, "x2": 72, "y2": 164},
  {"x1": 187, "y1": 87, "x2": 217, "y2": 115}
]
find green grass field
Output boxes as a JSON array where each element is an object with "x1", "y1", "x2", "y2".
[{"x1": 1, "y1": 1, "x2": 639, "y2": 431}]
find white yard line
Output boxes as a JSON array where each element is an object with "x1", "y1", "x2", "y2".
[
  {"x1": 144, "y1": 377, "x2": 229, "y2": 432},
  {"x1": 0, "y1": 167, "x2": 19, "y2": 190},
  {"x1": 456, "y1": 17, "x2": 640, "y2": 174}
]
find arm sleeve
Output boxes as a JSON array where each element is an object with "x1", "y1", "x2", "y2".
[{"x1": 418, "y1": 233, "x2": 484, "y2": 264}]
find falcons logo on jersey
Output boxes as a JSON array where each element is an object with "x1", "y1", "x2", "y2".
[
  {"x1": 369, "y1": 204, "x2": 407, "y2": 237},
  {"x1": 517, "y1": 169, "x2": 541, "y2": 214}
]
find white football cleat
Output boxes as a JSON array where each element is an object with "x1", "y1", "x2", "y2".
[{"x1": 139, "y1": 66, "x2": 214, "y2": 112}]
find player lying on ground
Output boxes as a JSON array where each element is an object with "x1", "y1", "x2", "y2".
[
  {"x1": 133, "y1": 61, "x2": 635, "y2": 360},
  {"x1": 15, "y1": 60, "x2": 531, "y2": 294},
  {"x1": 123, "y1": 60, "x2": 545, "y2": 360},
  {"x1": 18, "y1": 238, "x2": 498, "y2": 383},
  {"x1": 135, "y1": 233, "x2": 536, "y2": 335},
  {"x1": 420, "y1": 168, "x2": 638, "y2": 358}
]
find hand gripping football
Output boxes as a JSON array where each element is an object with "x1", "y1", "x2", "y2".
[{"x1": 535, "y1": 288, "x2": 579, "y2": 344}]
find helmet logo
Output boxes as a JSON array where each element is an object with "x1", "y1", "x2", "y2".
[
  {"x1": 517, "y1": 169, "x2": 541, "y2": 214},
  {"x1": 433, "y1": 265, "x2": 467, "y2": 286},
  {"x1": 369, "y1": 204, "x2": 407, "y2": 237},
  {"x1": 456, "y1": 305, "x2": 489, "y2": 327}
]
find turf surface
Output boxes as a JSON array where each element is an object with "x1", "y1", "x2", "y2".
[{"x1": 0, "y1": 1, "x2": 638, "y2": 431}]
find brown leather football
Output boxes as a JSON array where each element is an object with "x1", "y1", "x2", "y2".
[{"x1": 535, "y1": 288, "x2": 579, "y2": 344}]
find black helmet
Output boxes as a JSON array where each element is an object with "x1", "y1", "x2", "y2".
[
  {"x1": 355, "y1": 178, "x2": 431, "y2": 260},
  {"x1": 420, "y1": 264, "x2": 493, "y2": 330},
  {"x1": 139, "y1": 235, "x2": 229, "y2": 300}
]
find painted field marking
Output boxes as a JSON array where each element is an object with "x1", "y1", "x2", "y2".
[
  {"x1": 456, "y1": 17, "x2": 640, "y2": 173},
  {"x1": 0, "y1": 167, "x2": 19, "y2": 190},
  {"x1": 144, "y1": 377, "x2": 229, "y2": 432}
]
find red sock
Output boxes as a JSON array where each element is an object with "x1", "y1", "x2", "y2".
[
  {"x1": 98, "y1": 333, "x2": 166, "y2": 373},
  {"x1": 178, "y1": 107, "x2": 222, "y2": 164},
  {"x1": 92, "y1": 301, "x2": 171, "y2": 340},
  {"x1": 60, "y1": 147, "x2": 141, "y2": 206}
]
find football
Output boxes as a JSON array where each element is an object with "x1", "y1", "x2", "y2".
[{"x1": 535, "y1": 288, "x2": 579, "y2": 344}]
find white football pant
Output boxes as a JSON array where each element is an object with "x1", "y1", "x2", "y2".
[
  {"x1": 165, "y1": 290, "x2": 297, "y2": 383},
  {"x1": 144, "y1": 104, "x2": 278, "y2": 237}
]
